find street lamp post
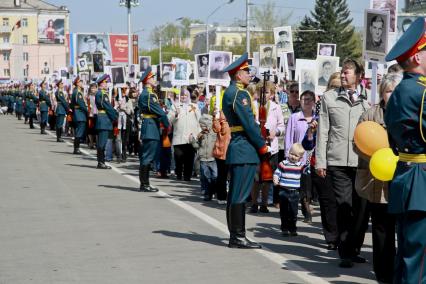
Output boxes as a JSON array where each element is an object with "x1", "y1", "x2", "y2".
[
  {"x1": 119, "y1": 0, "x2": 140, "y2": 67},
  {"x1": 205, "y1": 0, "x2": 235, "y2": 53}
]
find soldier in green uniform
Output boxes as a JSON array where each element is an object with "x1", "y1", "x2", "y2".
[
  {"x1": 55, "y1": 79, "x2": 69, "y2": 142},
  {"x1": 38, "y1": 79, "x2": 51, "y2": 134},
  {"x1": 221, "y1": 52, "x2": 269, "y2": 248},
  {"x1": 95, "y1": 74, "x2": 117, "y2": 169},
  {"x1": 137, "y1": 66, "x2": 169, "y2": 192},
  {"x1": 26, "y1": 82, "x2": 38, "y2": 129},
  {"x1": 384, "y1": 17, "x2": 426, "y2": 283},
  {"x1": 15, "y1": 85, "x2": 24, "y2": 120},
  {"x1": 7, "y1": 84, "x2": 15, "y2": 115},
  {"x1": 71, "y1": 76, "x2": 88, "y2": 154}
]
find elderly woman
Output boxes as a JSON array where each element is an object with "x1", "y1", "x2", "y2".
[
  {"x1": 168, "y1": 87, "x2": 201, "y2": 181},
  {"x1": 355, "y1": 73, "x2": 402, "y2": 283}
]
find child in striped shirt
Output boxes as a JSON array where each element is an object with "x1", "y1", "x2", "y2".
[{"x1": 273, "y1": 143, "x2": 305, "y2": 236}]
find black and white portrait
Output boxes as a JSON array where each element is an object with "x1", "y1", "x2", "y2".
[
  {"x1": 364, "y1": 9, "x2": 389, "y2": 60},
  {"x1": 160, "y1": 63, "x2": 174, "y2": 90},
  {"x1": 128, "y1": 64, "x2": 138, "y2": 79},
  {"x1": 92, "y1": 53, "x2": 104, "y2": 73},
  {"x1": 172, "y1": 59, "x2": 190, "y2": 85},
  {"x1": 59, "y1": 68, "x2": 68, "y2": 79},
  {"x1": 274, "y1": 26, "x2": 293, "y2": 54},
  {"x1": 110, "y1": 66, "x2": 125, "y2": 85},
  {"x1": 371, "y1": 0, "x2": 397, "y2": 33},
  {"x1": 195, "y1": 53, "x2": 209, "y2": 79},
  {"x1": 208, "y1": 51, "x2": 231, "y2": 84},
  {"x1": 259, "y1": 45, "x2": 277, "y2": 68},
  {"x1": 188, "y1": 61, "x2": 197, "y2": 84},
  {"x1": 78, "y1": 58, "x2": 88, "y2": 72},
  {"x1": 139, "y1": 56, "x2": 151, "y2": 73},
  {"x1": 79, "y1": 72, "x2": 90, "y2": 85},
  {"x1": 299, "y1": 69, "x2": 317, "y2": 93},
  {"x1": 286, "y1": 52, "x2": 295, "y2": 70},
  {"x1": 317, "y1": 56, "x2": 339, "y2": 87},
  {"x1": 76, "y1": 34, "x2": 111, "y2": 63},
  {"x1": 317, "y1": 43, "x2": 336, "y2": 57},
  {"x1": 397, "y1": 15, "x2": 416, "y2": 40}
]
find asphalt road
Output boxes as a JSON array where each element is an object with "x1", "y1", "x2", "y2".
[{"x1": 0, "y1": 116, "x2": 378, "y2": 284}]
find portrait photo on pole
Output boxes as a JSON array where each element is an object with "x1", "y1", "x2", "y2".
[
  {"x1": 299, "y1": 68, "x2": 317, "y2": 94},
  {"x1": 316, "y1": 56, "x2": 339, "y2": 93},
  {"x1": 317, "y1": 43, "x2": 337, "y2": 57},
  {"x1": 397, "y1": 15, "x2": 417, "y2": 40},
  {"x1": 37, "y1": 14, "x2": 65, "y2": 44},
  {"x1": 76, "y1": 34, "x2": 112, "y2": 64},
  {"x1": 128, "y1": 64, "x2": 139, "y2": 79},
  {"x1": 188, "y1": 61, "x2": 197, "y2": 85},
  {"x1": 274, "y1": 26, "x2": 294, "y2": 54},
  {"x1": 77, "y1": 58, "x2": 89, "y2": 72},
  {"x1": 160, "y1": 63, "x2": 174, "y2": 91},
  {"x1": 286, "y1": 52, "x2": 295, "y2": 70},
  {"x1": 79, "y1": 72, "x2": 90, "y2": 85},
  {"x1": 92, "y1": 53, "x2": 104, "y2": 73},
  {"x1": 139, "y1": 56, "x2": 151, "y2": 73},
  {"x1": 59, "y1": 67, "x2": 68, "y2": 80},
  {"x1": 208, "y1": 50, "x2": 231, "y2": 86},
  {"x1": 110, "y1": 66, "x2": 125, "y2": 85},
  {"x1": 172, "y1": 58, "x2": 190, "y2": 85},
  {"x1": 371, "y1": 0, "x2": 397, "y2": 33},
  {"x1": 195, "y1": 53, "x2": 209, "y2": 81},
  {"x1": 363, "y1": 9, "x2": 389, "y2": 62},
  {"x1": 259, "y1": 44, "x2": 277, "y2": 68}
]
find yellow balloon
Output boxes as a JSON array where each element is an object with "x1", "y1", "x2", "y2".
[{"x1": 369, "y1": 148, "x2": 399, "y2": 181}]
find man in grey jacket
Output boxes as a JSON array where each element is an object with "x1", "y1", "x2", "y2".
[{"x1": 316, "y1": 59, "x2": 370, "y2": 268}]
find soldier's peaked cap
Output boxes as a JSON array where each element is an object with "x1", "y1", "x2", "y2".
[
  {"x1": 139, "y1": 66, "x2": 154, "y2": 84},
  {"x1": 96, "y1": 74, "x2": 110, "y2": 84},
  {"x1": 386, "y1": 17, "x2": 426, "y2": 62},
  {"x1": 223, "y1": 52, "x2": 249, "y2": 75}
]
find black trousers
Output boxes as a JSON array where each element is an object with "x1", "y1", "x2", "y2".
[
  {"x1": 327, "y1": 166, "x2": 369, "y2": 259},
  {"x1": 312, "y1": 170, "x2": 338, "y2": 244},
  {"x1": 369, "y1": 203, "x2": 395, "y2": 283},
  {"x1": 174, "y1": 144, "x2": 196, "y2": 180},
  {"x1": 215, "y1": 158, "x2": 228, "y2": 201}
]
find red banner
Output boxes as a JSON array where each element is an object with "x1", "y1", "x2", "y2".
[{"x1": 109, "y1": 35, "x2": 128, "y2": 63}]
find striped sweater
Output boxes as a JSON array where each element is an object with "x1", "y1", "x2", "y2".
[{"x1": 273, "y1": 160, "x2": 304, "y2": 189}]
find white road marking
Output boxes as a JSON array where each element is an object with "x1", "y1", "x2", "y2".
[{"x1": 40, "y1": 125, "x2": 331, "y2": 284}]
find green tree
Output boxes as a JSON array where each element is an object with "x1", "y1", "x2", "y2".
[
  {"x1": 294, "y1": 0, "x2": 362, "y2": 61},
  {"x1": 139, "y1": 45, "x2": 192, "y2": 65},
  {"x1": 252, "y1": 1, "x2": 292, "y2": 30},
  {"x1": 150, "y1": 18, "x2": 203, "y2": 47}
]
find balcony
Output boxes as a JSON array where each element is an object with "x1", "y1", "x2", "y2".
[
  {"x1": 0, "y1": 42, "x2": 12, "y2": 50},
  {"x1": 0, "y1": 26, "x2": 11, "y2": 33}
]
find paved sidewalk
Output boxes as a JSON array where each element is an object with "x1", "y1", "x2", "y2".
[{"x1": 0, "y1": 116, "x2": 377, "y2": 284}]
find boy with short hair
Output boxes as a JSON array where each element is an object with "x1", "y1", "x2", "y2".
[{"x1": 273, "y1": 143, "x2": 305, "y2": 236}]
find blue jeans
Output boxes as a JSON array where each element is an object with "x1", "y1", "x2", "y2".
[
  {"x1": 279, "y1": 188, "x2": 300, "y2": 232},
  {"x1": 105, "y1": 138, "x2": 113, "y2": 161},
  {"x1": 200, "y1": 160, "x2": 218, "y2": 196}
]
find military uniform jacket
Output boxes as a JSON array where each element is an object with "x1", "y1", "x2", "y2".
[
  {"x1": 222, "y1": 81, "x2": 265, "y2": 165},
  {"x1": 384, "y1": 72, "x2": 426, "y2": 213},
  {"x1": 26, "y1": 91, "x2": 38, "y2": 114},
  {"x1": 95, "y1": 89, "x2": 117, "y2": 130},
  {"x1": 15, "y1": 91, "x2": 24, "y2": 113},
  {"x1": 55, "y1": 90, "x2": 69, "y2": 115},
  {"x1": 71, "y1": 88, "x2": 88, "y2": 122},
  {"x1": 38, "y1": 90, "x2": 51, "y2": 112},
  {"x1": 138, "y1": 86, "x2": 169, "y2": 141}
]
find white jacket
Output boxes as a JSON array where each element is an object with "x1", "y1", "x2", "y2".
[{"x1": 168, "y1": 102, "x2": 201, "y2": 146}]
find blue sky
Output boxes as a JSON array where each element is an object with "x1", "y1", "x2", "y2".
[{"x1": 48, "y1": 0, "x2": 405, "y2": 49}]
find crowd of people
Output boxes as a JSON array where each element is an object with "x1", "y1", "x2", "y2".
[{"x1": 0, "y1": 59, "x2": 402, "y2": 283}]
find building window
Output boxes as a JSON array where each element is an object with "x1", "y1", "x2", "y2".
[
  {"x1": 22, "y1": 18, "x2": 28, "y2": 27},
  {"x1": 4, "y1": 69, "x2": 10, "y2": 77},
  {"x1": 23, "y1": 68, "x2": 28, "y2": 77},
  {"x1": 2, "y1": 18, "x2": 9, "y2": 27},
  {"x1": 3, "y1": 35, "x2": 9, "y2": 43},
  {"x1": 22, "y1": 35, "x2": 28, "y2": 44},
  {"x1": 23, "y1": 52, "x2": 28, "y2": 61},
  {"x1": 3, "y1": 52, "x2": 10, "y2": 61}
]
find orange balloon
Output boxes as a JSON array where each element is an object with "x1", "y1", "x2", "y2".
[{"x1": 354, "y1": 121, "x2": 389, "y2": 156}]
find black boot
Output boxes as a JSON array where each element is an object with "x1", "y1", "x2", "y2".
[
  {"x1": 228, "y1": 203, "x2": 261, "y2": 249},
  {"x1": 73, "y1": 138, "x2": 82, "y2": 154},
  {"x1": 57, "y1": 128, "x2": 64, "y2": 142},
  {"x1": 139, "y1": 165, "x2": 158, "y2": 192},
  {"x1": 301, "y1": 198, "x2": 312, "y2": 224},
  {"x1": 97, "y1": 149, "x2": 111, "y2": 169},
  {"x1": 41, "y1": 123, "x2": 47, "y2": 134}
]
